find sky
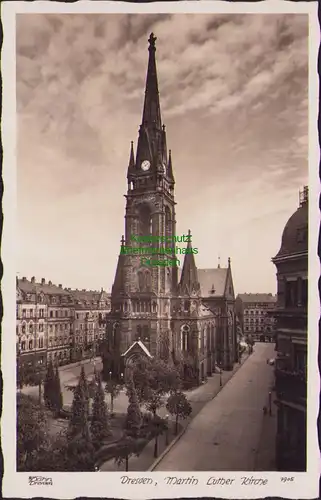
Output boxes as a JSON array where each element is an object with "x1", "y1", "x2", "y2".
[{"x1": 16, "y1": 13, "x2": 309, "y2": 294}]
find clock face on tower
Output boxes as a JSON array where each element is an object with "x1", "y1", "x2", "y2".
[{"x1": 141, "y1": 160, "x2": 151, "y2": 171}]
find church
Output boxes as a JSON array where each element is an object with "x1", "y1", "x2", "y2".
[{"x1": 102, "y1": 33, "x2": 237, "y2": 385}]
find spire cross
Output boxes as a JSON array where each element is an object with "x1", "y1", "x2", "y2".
[{"x1": 148, "y1": 32, "x2": 157, "y2": 48}]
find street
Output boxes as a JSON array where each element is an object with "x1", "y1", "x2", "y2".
[{"x1": 153, "y1": 343, "x2": 276, "y2": 471}]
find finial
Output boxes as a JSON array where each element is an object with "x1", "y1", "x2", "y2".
[
  {"x1": 218, "y1": 256, "x2": 221, "y2": 269},
  {"x1": 162, "y1": 124, "x2": 166, "y2": 131},
  {"x1": 121, "y1": 235, "x2": 125, "y2": 246},
  {"x1": 228, "y1": 257, "x2": 231, "y2": 267},
  {"x1": 148, "y1": 32, "x2": 157, "y2": 49}
]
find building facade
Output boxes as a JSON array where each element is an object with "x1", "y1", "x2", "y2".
[
  {"x1": 69, "y1": 288, "x2": 111, "y2": 362},
  {"x1": 16, "y1": 278, "x2": 111, "y2": 370},
  {"x1": 102, "y1": 33, "x2": 236, "y2": 384},
  {"x1": 272, "y1": 186, "x2": 308, "y2": 472},
  {"x1": 235, "y1": 293, "x2": 277, "y2": 342}
]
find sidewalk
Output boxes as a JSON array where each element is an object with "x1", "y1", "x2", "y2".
[
  {"x1": 99, "y1": 354, "x2": 251, "y2": 471},
  {"x1": 254, "y1": 387, "x2": 277, "y2": 471}
]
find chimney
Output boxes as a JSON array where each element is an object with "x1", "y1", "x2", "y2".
[
  {"x1": 82, "y1": 289, "x2": 86, "y2": 292},
  {"x1": 48, "y1": 280, "x2": 52, "y2": 286},
  {"x1": 41, "y1": 278, "x2": 45, "y2": 285},
  {"x1": 22, "y1": 277, "x2": 26, "y2": 281},
  {"x1": 59, "y1": 284, "x2": 62, "y2": 288},
  {"x1": 31, "y1": 277, "x2": 35, "y2": 283}
]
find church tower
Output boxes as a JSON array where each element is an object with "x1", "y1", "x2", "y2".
[{"x1": 105, "y1": 33, "x2": 178, "y2": 371}]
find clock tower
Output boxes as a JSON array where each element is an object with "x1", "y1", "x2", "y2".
[{"x1": 105, "y1": 33, "x2": 178, "y2": 373}]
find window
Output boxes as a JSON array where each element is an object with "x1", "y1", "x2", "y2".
[
  {"x1": 39, "y1": 323, "x2": 44, "y2": 332},
  {"x1": 301, "y1": 279, "x2": 308, "y2": 307},
  {"x1": 22, "y1": 309, "x2": 26, "y2": 318},
  {"x1": 21, "y1": 341, "x2": 26, "y2": 351},
  {"x1": 181, "y1": 324, "x2": 190, "y2": 351},
  {"x1": 184, "y1": 300, "x2": 189, "y2": 312},
  {"x1": 165, "y1": 207, "x2": 172, "y2": 240},
  {"x1": 28, "y1": 340, "x2": 33, "y2": 350},
  {"x1": 55, "y1": 311, "x2": 58, "y2": 318},
  {"x1": 285, "y1": 280, "x2": 298, "y2": 308},
  {"x1": 29, "y1": 323, "x2": 33, "y2": 333},
  {"x1": 135, "y1": 325, "x2": 142, "y2": 340},
  {"x1": 50, "y1": 311, "x2": 53, "y2": 318}
]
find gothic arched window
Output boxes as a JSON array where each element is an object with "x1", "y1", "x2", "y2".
[
  {"x1": 165, "y1": 206, "x2": 172, "y2": 241},
  {"x1": 142, "y1": 325, "x2": 150, "y2": 349},
  {"x1": 139, "y1": 205, "x2": 153, "y2": 242},
  {"x1": 136, "y1": 324, "x2": 142, "y2": 341},
  {"x1": 112, "y1": 322, "x2": 119, "y2": 348},
  {"x1": 138, "y1": 271, "x2": 144, "y2": 292},
  {"x1": 180, "y1": 324, "x2": 190, "y2": 351}
]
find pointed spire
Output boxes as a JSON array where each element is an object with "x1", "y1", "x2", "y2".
[
  {"x1": 128, "y1": 141, "x2": 135, "y2": 168},
  {"x1": 167, "y1": 149, "x2": 175, "y2": 182},
  {"x1": 179, "y1": 229, "x2": 200, "y2": 295},
  {"x1": 141, "y1": 33, "x2": 162, "y2": 131},
  {"x1": 112, "y1": 236, "x2": 126, "y2": 294}
]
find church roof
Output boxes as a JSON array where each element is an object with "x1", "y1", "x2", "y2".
[
  {"x1": 121, "y1": 340, "x2": 153, "y2": 358},
  {"x1": 197, "y1": 268, "x2": 229, "y2": 298}
]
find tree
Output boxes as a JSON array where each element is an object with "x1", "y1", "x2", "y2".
[
  {"x1": 166, "y1": 391, "x2": 192, "y2": 435},
  {"x1": 125, "y1": 377, "x2": 142, "y2": 438},
  {"x1": 79, "y1": 365, "x2": 90, "y2": 414},
  {"x1": 144, "y1": 413, "x2": 168, "y2": 458},
  {"x1": 17, "y1": 393, "x2": 49, "y2": 471},
  {"x1": 90, "y1": 374, "x2": 111, "y2": 448},
  {"x1": 130, "y1": 355, "x2": 181, "y2": 407},
  {"x1": 52, "y1": 366, "x2": 63, "y2": 415},
  {"x1": 105, "y1": 379, "x2": 122, "y2": 416},
  {"x1": 18, "y1": 359, "x2": 45, "y2": 403},
  {"x1": 113, "y1": 435, "x2": 147, "y2": 472},
  {"x1": 68, "y1": 371, "x2": 90, "y2": 440},
  {"x1": 44, "y1": 360, "x2": 56, "y2": 410}
]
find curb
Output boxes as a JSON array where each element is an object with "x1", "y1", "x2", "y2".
[
  {"x1": 148, "y1": 353, "x2": 252, "y2": 471},
  {"x1": 148, "y1": 424, "x2": 188, "y2": 471}
]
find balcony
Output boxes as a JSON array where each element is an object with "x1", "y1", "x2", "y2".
[{"x1": 275, "y1": 368, "x2": 307, "y2": 405}]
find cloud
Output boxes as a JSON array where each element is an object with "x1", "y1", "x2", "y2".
[{"x1": 16, "y1": 13, "x2": 309, "y2": 292}]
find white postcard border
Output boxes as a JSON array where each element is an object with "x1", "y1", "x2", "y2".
[{"x1": 1, "y1": 1, "x2": 320, "y2": 499}]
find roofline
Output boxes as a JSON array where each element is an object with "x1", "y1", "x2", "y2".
[{"x1": 272, "y1": 250, "x2": 308, "y2": 264}]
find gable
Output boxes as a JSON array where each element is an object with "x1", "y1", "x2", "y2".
[{"x1": 121, "y1": 340, "x2": 152, "y2": 359}]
